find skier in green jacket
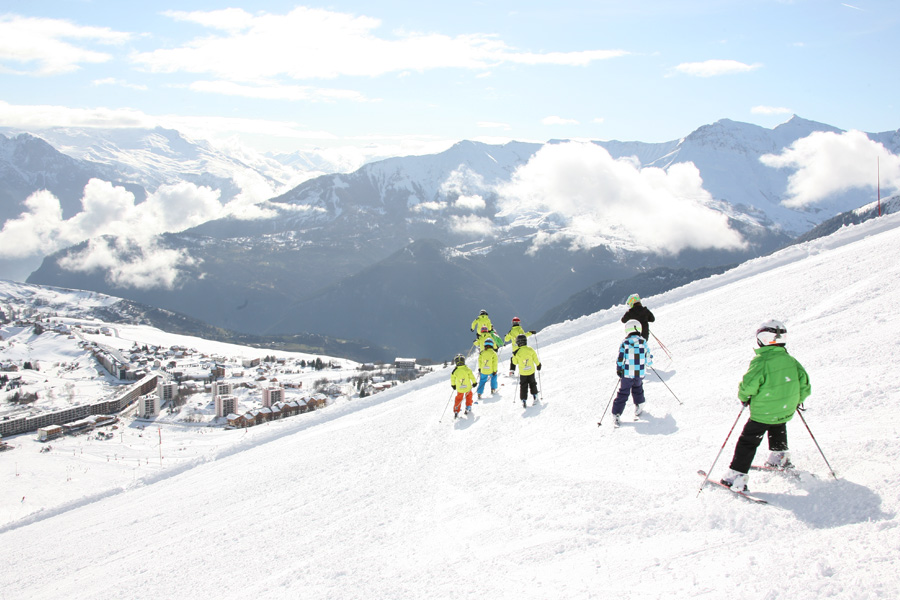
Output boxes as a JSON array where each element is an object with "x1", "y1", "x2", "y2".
[{"x1": 721, "y1": 320, "x2": 811, "y2": 492}]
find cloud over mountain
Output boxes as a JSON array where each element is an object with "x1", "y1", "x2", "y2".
[
  {"x1": 496, "y1": 141, "x2": 747, "y2": 255},
  {"x1": 0, "y1": 179, "x2": 222, "y2": 288},
  {"x1": 761, "y1": 130, "x2": 900, "y2": 208}
]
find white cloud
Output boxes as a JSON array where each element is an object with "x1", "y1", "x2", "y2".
[
  {"x1": 496, "y1": 142, "x2": 746, "y2": 255},
  {"x1": 134, "y1": 7, "x2": 627, "y2": 83},
  {"x1": 752, "y1": 105, "x2": 792, "y2": 116},
  {"x1": 0, "y1": 179, "x2": 224, "y2": 289},
  {"x1": 92, "y1": 78, "x2": 148, "y2": 91},
  {"x1": 440, "y1": 167, "x2": 487, "y2": 199},
  {"x1": 58, "y1": 237, "x2": 197, "y2": 290},
  {"x1": 0, "y1": 100, "x2": 337, "y2": 143},
  {"x1": 673, "y1": 59, "x2": 761, "y2": 77},
  {"x1": 0, "y1": 15, "x2": 131, "y2": 76},
  {"x1": 189, "y1": 80, "x2": 371, "y2": 102},
  {"x1": 163, "y1": 8, "x2": 255, "y2": 33},
  {"x1": 412, "y1": 201, "x2": 446, "y2": 213},
  {"x1": 449, "y1": 215, "x2": 495, "y2": 237},
  {"x1": 455, "y1": 195, "x2": 486, "y2": 211},
  {"x1": 477, "y1": 121, "x2": 511, "y2": 130},
  {"x1": 760, "y1": 130, "x2": 900, "y2": 208},
  {"x1": 542, "y1": 116, "x2": 579, "y2": 126}
]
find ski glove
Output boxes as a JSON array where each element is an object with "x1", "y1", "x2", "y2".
[
  {"x1": 536, "y1": 363, "x2": 542, "y2": 371},
  {"x1": 529, "y1": 330, "x2": 536, "y2": 334},
  {"x1": 797, "y1": 402, "x2": 805, "y2": 412},
  {"x1": 616, "y1": 368, "x2": 624, "y2": 377},
  {"x1": 451, "y1": 385, "x2": 456, "y2": 390}
]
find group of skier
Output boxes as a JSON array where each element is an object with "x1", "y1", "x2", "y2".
[
  {"x1": 451, "y1": 292, "x2": 813, "y2": 497},
  {"x1": 448, "y1": 310, "x2": 542, "y2": 419},
  {"x1": 610, "y1": 293, "x2": 811, "y2": 494}
]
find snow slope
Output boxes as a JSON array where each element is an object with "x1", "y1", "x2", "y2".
[{"x1": 2, "y1": 214, "x2": 900, "y2": 599}]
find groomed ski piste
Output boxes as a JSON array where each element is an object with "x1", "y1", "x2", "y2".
[{"x1": 2, "y1": 211, "x2": 900, "y2": 599}]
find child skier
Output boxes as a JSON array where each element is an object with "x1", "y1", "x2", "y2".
[
  {"x1": 504, "y1": 317, "x2": 535, "y2": 351},
  {"x1": 510, "y1": 334, "x2": 541, "y2": 407},
  {"x1": 476, "y1": 338, "x2": 499, "y2": 399},
  {"x1": 450, "y1": 354, "x2": 478, "y2": 418},
  {"x1": 621, "y1": 294, "x2": 655, "y2": 340},
  {"x1": 474, "y1": 326, "x2": 503, "y2": 352},
  {"x1": 612, "y1": 320, "x2": 652, "y2": 426},
  {"x1": 470, "y1": 310, "x2": 492, "y2": 338},
  {"x1": 720, "y1": 320, "x2": 811, "y2": 492}
]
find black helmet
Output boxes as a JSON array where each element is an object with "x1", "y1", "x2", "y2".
[
  {"x1": 516, "y1": 334, "x2": 527, "y2": 347},
  {"x1": 454, "y1": 354, "x2": 465, "y2": 366}
]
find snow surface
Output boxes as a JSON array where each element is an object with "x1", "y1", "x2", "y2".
[{"x1": 3, "y1": 213, "x2": 900, "y2": 599}]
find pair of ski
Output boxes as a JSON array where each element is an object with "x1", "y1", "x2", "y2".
[{"x1": 699, "y1": 465, "x2": 805, "y2": 504}]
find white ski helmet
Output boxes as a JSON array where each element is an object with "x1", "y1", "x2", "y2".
[
  {"x1": 624, "y1": 320, "x2": 642, "y2": 336},
  {"x1": 756, "y1": 319, "x2": 787, "y2": 347}
]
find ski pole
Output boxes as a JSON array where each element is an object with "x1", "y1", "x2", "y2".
[
  {"x1": 651, "y1": 332, "x2": 672, "y2": 360},
  {"x1": 531, "y1": 333, "x2": 544, "y2": 401},
  {"x1": 439, "y1": 390, "x2": 455, "y2": 423},
  {"x1": 698, "y1": 404, "x2": 745, "y2": 496},
  {"x1": 650, "y1": 366, "x2": 684, "y2": 405},
  {"x1": 597, "y1": 379, "x2": 620, "y2": 426},
  {"x1": 796, "y1": 409, "x2": 838, "y2": 480},
  {"x1": 511, "y1": 375, "x2": 520, "y2": 404}
]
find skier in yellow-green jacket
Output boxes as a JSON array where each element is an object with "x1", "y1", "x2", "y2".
[
  {"x1": 505, "y1": 316, "x2": 535, "y2": 364},
  {"x1": 470, "y1": 310, "x2": 492, "y2": 337},
  {"x1": 476, "y1": 338, "x2": 499, "y2": 399},
  {"x1": 510, "y1": 334, "x2": 542, "y2": 408},
  {"x1": 450, "y1": 354, "x2": 478, "y2": 418}
]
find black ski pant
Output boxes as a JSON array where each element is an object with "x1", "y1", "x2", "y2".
[
  {"x1": 729, "y1": 419, "x2": 788, "y2": 474},
  {"x1": 519, "y1": 373, "x2": 538, "y2": 400}
]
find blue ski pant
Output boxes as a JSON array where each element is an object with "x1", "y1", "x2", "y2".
[
  {"x1": 612, "y1": 376, "x2": 645, "y2": 416},
  {"x1": 477, "y1": 372, "x2": 498, "y2": 395}
]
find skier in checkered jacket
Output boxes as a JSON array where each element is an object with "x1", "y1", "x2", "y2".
[{"x1": 612, "y1": 320, "x2": 653, "y2": 426}]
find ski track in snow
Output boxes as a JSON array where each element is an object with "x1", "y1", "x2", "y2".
[{"x1": 2, "y1": 215, "x2": 900, "y2": 599}]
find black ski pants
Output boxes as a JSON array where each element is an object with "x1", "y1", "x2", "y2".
[
  {"x1": 519, "y1": 373, "x2": 538, "y2": 400},
  {"x1": 729, "y1": 419, "x2": 788, "y2": 474}
]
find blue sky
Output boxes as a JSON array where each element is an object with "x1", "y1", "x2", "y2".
[{"x1": 1, "y1": 0, "x2": 898, "y2": 157}]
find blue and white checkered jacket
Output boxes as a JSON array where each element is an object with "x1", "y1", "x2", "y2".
[{"x1": 617, "y1": 333, "x2": 652, "y2": 378}]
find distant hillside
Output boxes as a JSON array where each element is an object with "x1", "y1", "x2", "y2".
[
  {"x1": 0, "y1": 280, "x2": 395, "y2": 363},
  {"x1": 534, "y1": 265, "x2": 734, "y2": 330}
]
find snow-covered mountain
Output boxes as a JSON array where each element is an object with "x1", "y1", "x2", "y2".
[
  {"x1": 3, "y1": 210, "x2": 899, "y2": 599},
  {"x1": 0, "y1": 126, "x2": 329, "y2": 203},
  {"x1": 22, "y1": 116, "x2": 900, "y2": 360}
]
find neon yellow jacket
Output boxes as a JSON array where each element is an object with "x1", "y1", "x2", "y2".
[
  {"x1": 504, "y1": 325, "x2": 533, "y2": 345},
  {"x1": 478, "y1": 348, "x2": 499, "y2": 374},
  {"x1": 471, "y1": 314, "x2": 492, "y2": 333},
  {"x1": 511, "y1": 346, "x2": 541, "y2": 376},
  {"x1": 451, "y1": 364, "x2": 478, "y2": 393},
  {"x1": 474, "y1": 330, "x2": 503, "y2": 349}
]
